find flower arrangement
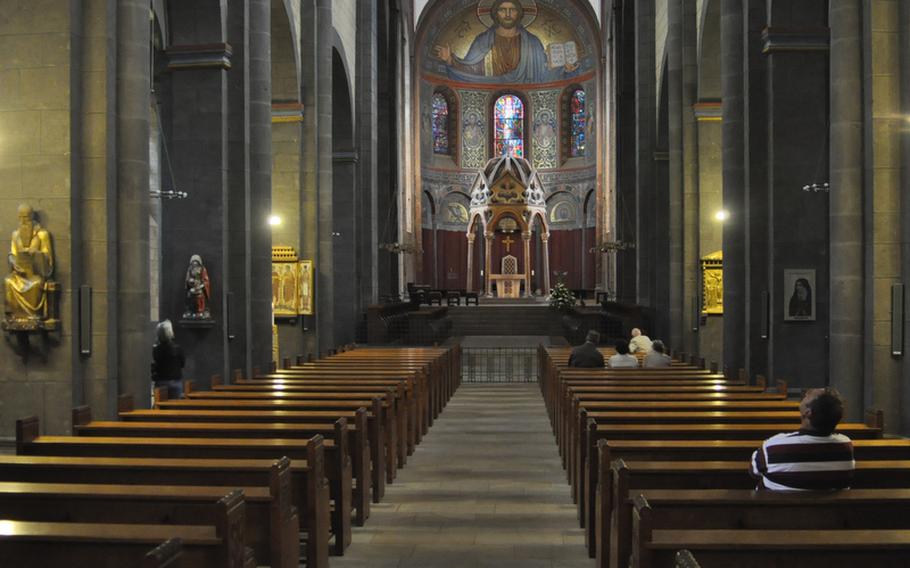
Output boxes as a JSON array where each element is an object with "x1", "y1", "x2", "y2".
[{"x1": 547, "y1": 282, "x2": 576, "y2": 311}]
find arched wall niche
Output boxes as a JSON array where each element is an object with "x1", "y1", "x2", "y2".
[{"x1": 415, "y1": 0, "x2": 602, "y2": 289}]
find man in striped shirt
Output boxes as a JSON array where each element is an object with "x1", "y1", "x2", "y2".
[{"x1": 750, "y1": 387, "x2": 855, "y2": 491}]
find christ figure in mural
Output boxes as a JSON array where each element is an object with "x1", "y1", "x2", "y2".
[{"x1": 433, "y1": 0, "x2": 578, "y2": 84}]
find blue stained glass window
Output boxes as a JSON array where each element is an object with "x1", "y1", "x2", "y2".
[
  {"x1": 432, "y1": 93, "x2": 449, "y2": 154},
  {"x1": 570, "y1": 89, "x2": 586, "y2": 158},
  {"x1": 493, "y1": 94, "x2": 525, "y2": 158}
]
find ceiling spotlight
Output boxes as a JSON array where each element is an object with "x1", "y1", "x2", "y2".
[
  {"x1": 714, "y1": 210, "x2": 730, "y2": 222},
  {"x1": 268, "y1": 215, "x2": 282, "y2": 226}
]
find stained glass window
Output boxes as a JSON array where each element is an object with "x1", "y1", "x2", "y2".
[
  {"x1": 432, "y1": 93, "x2": 449, "y2": 154},
  {"x1": 570, "y1": 89, "x2": 586, "y2": 158},
  {"x1": 493, "y1": 94, "x2": 525, "y2": 158}
]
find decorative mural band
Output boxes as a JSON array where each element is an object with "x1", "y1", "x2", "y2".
[
  {"x1": 530, "y1": 89, "x2": 559, "y2": 169},
  {"x1": 460, "y1": 89, "x2": 488, "y2": 169}
]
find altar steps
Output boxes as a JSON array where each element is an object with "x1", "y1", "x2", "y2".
[{"x1": 447, "y1": 305, "x2": 564, "y2": 336}]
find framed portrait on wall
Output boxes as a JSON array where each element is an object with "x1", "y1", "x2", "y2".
[
  {"x1": 784, "y1": 269, "x2": 815, "y2": 322},
  {"x1": 298, "y1": 260, "x2": 314, "y2": 315}
]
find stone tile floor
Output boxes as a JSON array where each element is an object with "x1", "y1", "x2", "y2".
[{"x1": 331, "y1": 383, "x2": 594, "y2": 568}]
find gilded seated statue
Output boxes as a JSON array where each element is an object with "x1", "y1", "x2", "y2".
[{"x1": 3, "y1": 204, "x2": 58, "y2": 331}]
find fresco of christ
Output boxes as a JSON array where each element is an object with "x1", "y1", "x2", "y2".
[{"x1": 433, "y1": 0, "x2": 579, "y2": 84}]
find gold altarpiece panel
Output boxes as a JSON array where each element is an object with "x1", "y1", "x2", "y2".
[
  {"x1": 271, "y1": 246, "x2": 314, "y2": 317},
  {"x1": 701, "y1": 250, "x2": 723, "y2": 315}
]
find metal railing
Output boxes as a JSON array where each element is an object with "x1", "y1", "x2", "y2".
[{"x1": 462, "y1": 347, "x2": 537, "y2": 383}]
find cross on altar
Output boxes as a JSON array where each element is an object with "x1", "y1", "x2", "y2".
[{"x1": 502, "y1": 235, "x2": 515, "y2": 252}]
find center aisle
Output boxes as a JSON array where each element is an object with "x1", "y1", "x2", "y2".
[{"x1": 332, "y1": 383, "x2": 594, "y2": 568}]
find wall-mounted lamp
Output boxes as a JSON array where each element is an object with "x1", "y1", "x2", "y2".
[
  {"x1": 714, "y1": 209, "x2": 730, "y2": 222},
  {"x1": 268, "y1": 215, "x2": 282, "y2": 226},
  {"x1": 802, "y1": 183, "x2": 830, "y2": 193}
]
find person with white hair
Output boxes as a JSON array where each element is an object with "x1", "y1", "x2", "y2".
[
  {"x1": 152, "y1": 319, "x2": 185, "y2": 399},
  {"x1": 644, "y1": 340, "x2": 672, "y2": 368},
  {"x1": 628, "y1": 327, "x2": 653, "y2": 354}
]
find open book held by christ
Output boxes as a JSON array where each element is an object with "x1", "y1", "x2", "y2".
[{"x1": 548, "y1": 41, "x2": 578, "y2": 68}]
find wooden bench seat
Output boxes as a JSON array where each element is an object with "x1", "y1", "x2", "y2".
[
  {"x1": 0, "y1": 481, "x2": 297, "y2": 568},
  {"x1": 73, "y1": 406, "x2": 370, "y2": 529},
  {"x1": 207, "y1": 377, "x2": 420, "y2": 458},
  {"x1": 0, "y1": 491, "x2": 253, "y2": 568},
  {"x1": 17, "y1": 416, "x2": 350, "y2": 556},
  {"x1": 155, "y1": 396, "x2": 401, "y2": 482},
  {"x1": 634, "y1": 528, "x2": 910, "y2": 568},
  {"x1": 119, "y1": 403, "x2": 386, "y2": 502},
  {"x1": 247, "y1": 374, "x2": 428, "y2": 442},
  {"x1": 0, "y1": 454, "x2": 328, "y2": 568},
  {"x1": 630, "y1": 489, "x2": 910, "y2": 567},
  {"x1": 579, "y1": 417, "x2": 882, "y2": 551},
  {"x1": 603, "y1": 459, "x2": 910, "y2": 568}
]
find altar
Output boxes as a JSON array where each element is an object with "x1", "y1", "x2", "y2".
[
  {"x1": 490, "y1": 274, "x2": 526, "y2": 298},
  {"x1": 465, "y1": 155, "x2": 551, "y2": 298}
]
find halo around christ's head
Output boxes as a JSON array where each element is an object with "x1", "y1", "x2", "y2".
[{"x1": 477, "y1": 0, "x2": 538, "y2": 29}]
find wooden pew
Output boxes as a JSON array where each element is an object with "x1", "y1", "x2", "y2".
[
  {"x1": 204, "y1": 376, "x2": 414, "y2": 464},
  {"x1": 119, "y1": 398, "x2": 386, "y2": 502},
  {"x1": 16, "y1": 416, "x2": 348, "y2": 557},
  {"x1": 603, "y1": 458, "x2": 910, "y2": 568},
  {"x1": 581, "y1": 414, "x2": 882, "y2": 557},
  {"x1": 144, "y1": 538, "x2": 183, "y2": 568},
  {"x1": 0, "y1": 491, "x2": 254, "y2": 568},
  {"x1": 0, "y1": 481, "x2": 298, "y2": 568},
  {"x1": 633, "y1": 526, "x2": 910, "y2": 568},
  {"x1": 630, "y1": 487, "x2": 910, "y2": 540},
  {"x1": 73, "y1": 404, "x2": 370, "y2": 529},
  {"x1": 155, "y1": 394, "x2": 400, "y2": 485},
  {"x1": 252, "y1": 372, "x2": 426, "y2": 444},
  {"x1": 0, "y1": 454, "x2": 328, "y2": 568}
]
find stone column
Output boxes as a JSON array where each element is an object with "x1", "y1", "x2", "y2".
[
  {"x1": 315, "y1": 0, "x2": 334, "y2": 353},
  {"x1": 901, "y1": 0, "x2": 910, "y2": 432},
  {"x1": 681, "y1": 0, "x2": 700, "y2": 353},
  {"x1": 249, "y1": 0, "x2": 272, "y2": 369},
  {"x1": 356, "y1": 0, "x2": 379, "y2": 306},
  {"x1": 466, "y1": 233, "x2": 475, "y2": 293},
  {"x1": 634, "y1": 0, "x2": 656, "y2": 306},
  {"x1": 829, "y1": 0, "x2": 864, "y2": 417},
  {"x1": 522, "y1": 231, "x2": 532, "y2": 297},
  {"x1": 484, "y1": 233, "x2": 493, "y2": 297},
  {"x1": 667, "y1": 0, "x2": 684, "y2": 350},
  {"x1": 542, "y1": 233, "x2": 551, "y2": 295},
  {"x1": 721, "y1": 0, "x2": 746, "y2": 376},
  {"x1": 116, "y1": 0, "x2": 151, "y2": 406},
  {"x1": 300, "y1": 1, "x2": 319, "y2": 356}
]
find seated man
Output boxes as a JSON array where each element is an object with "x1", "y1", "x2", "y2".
[
  {"x1": 750, "y1": 387, "x2": 855, "y2": 491},
  {"x1": 629, "y1": 328, "x2": 653, "y2": 353},
  {"x1": 643, "y1": 339, "x2": 672, "y2": 368},
  {"x1": 568, "y1": 330, "x2": 604, "y2": 368},
  {"x1": 607, "y1": 339, "x2": 639, "y2": 368}
]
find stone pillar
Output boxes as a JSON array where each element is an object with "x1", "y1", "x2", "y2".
[
  {"x1": 116, "y1": 0, "x2": 151, "y2": 406},
  {"x1": 863, "y1": 0, "x2": 902, "y2": 428},
  {"x1": 542, "y1": 233, "x2": 551, "y2": 295},
  {"x1": 248, "y1": 0, "x2": 272, "y2": 367},
  {"x1": 315, "y1": 0, "x2": 334, "y2": 353},
  {"x1": 721, "y1": 0, "x2": 746, "y2": 376},
  {"x1": 764, "y1": 3, "x2": 830, "y2": 389},
  {"x1": 356, "y1": 0, "x2": 380, "y2": 307},
  {"x1": 634, "y1": 0, "x2": 656, "y2": 306},
  {"x1": 466, "y1": 233, "x2": 475, "y2": 293},
  {"x1": 484, "y1": 233, "x2": 493, "y2": 297},
  {"x1": 901, "y1": 0, "x2": 910, "y2": 433},
  {"x1": 522, "y1": 231, "x2": 532, "y2": 297},
  {"x1": 681, "y1": 0, "x2": 700, "y2": 353},
  {"x1": 667, "y1": 0, "x2": 684, "y2": 350},
  {"x1": 300, "y1": 1, "x2": 319, "y2": 356}
]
